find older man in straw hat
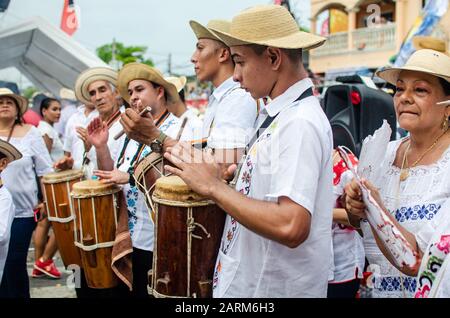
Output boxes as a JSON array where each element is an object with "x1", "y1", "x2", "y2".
[
  {"x1": 120, "y1": 19, "x2": 257, "y2": 179},
  {"x1": 90, "y1": 63, "x2": 188, "y2": 297},
  {"x1": 0, "y1": 140, "x2": 22, "y2": 285},
  {"x1": 55, "y1": 67, "x2": 125, "y2": 177},
  {"x1": 164, "y1": 5, "x2": 332, "y2": 298}
]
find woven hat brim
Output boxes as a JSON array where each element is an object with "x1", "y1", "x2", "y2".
[
  {"x1": 117, "y1": 63, "x2": 180, "y2": 105},
  {"x1": 75, "y1": 67, "x2": 118, "y2": 105},
  {"x1": 376, "y1": 65, "x2": 450, "y2": 85},
  {"x1": 0, "y1": 139, "x2": 22, "y2": 163},
  {"x1": 210, "y1": 28, "x2": 326, "y2": 50},
  {"x1": 189, "y1": 20, "x2": 224, "y2": 42},
  {"x1": 0, "y1": 92, "x2": 28, "y2": 115}
]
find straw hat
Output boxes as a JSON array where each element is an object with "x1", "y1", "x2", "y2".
[
  {"x1": 209, "y1": 5, "x2": 326, "y2": 50},
  {"x1": 412, "y1": 36, "x2": 447, "y2": 54},
  {"x1": 74, "y1": 67, "x2": 118, "y2": 105},
  {"x1": 0, "y1": 139, "x2": 22, "y2": 163},
  {"x1": 0, "y1": 88, "x2": 28, "y2": 115},
  {"x1": 165, "y1": 76, "x2": 187, "y2": 93},
  {"x1": 59, "y1": 87, "x2": 76, "y2": 101},
  {"x1": 117, "y1": 63, "x2": 180, "y2": 104},
  {"x1": 189, "y1": 19, "x2": 231, "y2": 42},
  {"x1": 376, "y1": 49, "x2": 450, "y2": 85}
]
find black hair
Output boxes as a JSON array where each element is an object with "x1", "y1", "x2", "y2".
[
  {"x1": 0, "y1": 152, "x2": 6, "y2": 160},
  {"x1": 438, "y1": 77, "x2": 450, "y2": 96},
  {"x1": 248, "y1": 44, "x2": 302, "y2": 64},
  {"x1": 179, "y1": 89, "x2": 185, "y2": 103},
  {"x1": 40, "y1": 98, "x2": 60, "y2": 117},
  {"x1": 10, "y1": 98, "x2": 23, "y2": 125}
]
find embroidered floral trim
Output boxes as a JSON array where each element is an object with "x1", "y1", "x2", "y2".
[
  {"x1": 374, "y1": 276, "x2": 417, "y2": 293},
  {"x1": 394, "y1": 204, "x2": 441, "y2": 222}
]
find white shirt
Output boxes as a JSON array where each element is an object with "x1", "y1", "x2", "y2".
[
  {"x1": 54, "y1": 102, "x2": 78, "y2": 144},
  {"x1": 361, "y1": 140, "x2": 450, "y2": 298},
  {"x1": 1, "y1": 127, "x2": 53, "y2": 218},
  {"x1": 117, "y1": 113, "x2": 182, "y2": 251},
  {"x1": 202, "y1": 77, "x2": 257, "y2": 149},
  {"x1": 63, "y1": 105, "x2": 99, "y2": 170},
  {"x1": 178, "y1": 108, "x2": 203, "y2": 142},
  {"x1": 212, "y1": 78, "x2": 334, "y2": 298},
  {"x1": 0, "y1": 186, "x2": 15, "y2": 283},
  {"x1": 38, "y1": 120, "x2": 64, "y2": 162}
]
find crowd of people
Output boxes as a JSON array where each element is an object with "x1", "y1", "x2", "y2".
[{"x1": 0, "y1": 4, "x2": 449, "y2": 299}]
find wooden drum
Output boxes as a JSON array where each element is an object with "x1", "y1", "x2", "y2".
[
  {"x1": 42, "y1": 169, "x2": 84, "y2": 268},
  {"x1": 71, "y1": 180, "x2": 121, "y2": 289},
  {"x1": 151, "y1": 176, "x2": 225, "y2": 298}
]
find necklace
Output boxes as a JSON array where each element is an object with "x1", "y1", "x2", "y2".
[{"x1": 400, "y1": 130, "x2": 448, "y2": 181}]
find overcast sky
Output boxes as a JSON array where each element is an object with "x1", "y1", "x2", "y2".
[{"x1": 0, "y1": 0, "x2": 311, "y2": 87}]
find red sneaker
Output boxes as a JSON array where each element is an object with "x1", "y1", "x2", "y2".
[
  {"x1": 31, "y1": 268, "x2": 45, "y2": 278},
  {"x1": 34, "y1": 258, "x2": 61, "y2": 279}
]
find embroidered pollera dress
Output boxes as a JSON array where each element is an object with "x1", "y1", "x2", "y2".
[{"x1": 361, "y1": 138, "x2": 450, "y2": 298}]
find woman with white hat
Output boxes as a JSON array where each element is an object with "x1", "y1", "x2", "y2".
[
  {"x1": 0, "y1": 88, "x2": 53, "y2": 298},
  {"x1": 345, "y1": 49, "x2": 450, "y2": 298}
]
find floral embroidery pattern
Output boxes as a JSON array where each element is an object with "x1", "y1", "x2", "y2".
[
  {"x1": 415, "y1": 234, "x2": 450, "y2": 298},
  {"x1": 394, "y1": 204, "x2": 441, "y2": 222},
  {"x1": 374, "y1": 276, "x2": 417, "y2": 293},
  {"x1": 126, "y1": 187, "x2": 139, "y2": 235}
]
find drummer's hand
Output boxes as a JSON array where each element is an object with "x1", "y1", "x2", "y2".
[
  {"x1": 120, "y1": 106, "x2": 158, "y2": 145},
  {"x1": 87, "y1": 117, "x2": 109, "y2": 149},
  {"x1": 344, "y1": 178, "x2": 367, "y2": 219},
  {"x1": 34, "y1": 202, "x2": 47, "y2": 222},
  {"x1": 94, "y1": 168, "x2": 130, "y2": 185},
  {"x1": 54, "y1": 155, "x2": 74, "y2": 170},
  {"x1": 76, "y1": 127, "x2": 92, "y2": 152},
  {"x1": 164, "y1": 142, "x2": 223, "y2": 198}
]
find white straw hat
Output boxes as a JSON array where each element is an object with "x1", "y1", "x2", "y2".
[
  {"x1": 376, "y1": 49, "x2": 450, "y2": 85},
  {"x1": 0, "y1": 88, "x2": 28, "y2": 115},
  {"x1": 75, "y1": 67, "x2": 118, "y2": 105},
  {"x1": 209, "y1": 5, "x2": 326, "y2": 50},
  {"x1": 0, "y1": 139, "x2": 22, "y2": 163},
  {"x1": 165, "y1": 76, "x2": 187, "y2": 93},
  {"x1": 189, "y1": 19, "x2": 231, "y2": 42}
]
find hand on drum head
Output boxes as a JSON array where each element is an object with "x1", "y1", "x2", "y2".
[
  {"x1": 87, "y1": 117, "x2": 109, "y2": 149},
  {"x1": 164, "y1": 142, "x2": 225, "y2": 198},
  {"x1": 94, "y1": 168, "x2": 130, "y2": 185},
  {"x1": 53, "y1": 155, "x2": 74, "y2": 171},
  {"x1": 120, "y1": 107, "x2": 158, "y2": 145}
]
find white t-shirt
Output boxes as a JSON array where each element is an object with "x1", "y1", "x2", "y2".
[
  {"x1": 1, "y1": 127, "x2": 53, "y2": 218},
  {"x1": 212, "y1": 78, "x2": 334, "y2": 298},
  {"x1": 63, "y1": 105, "x2": 99, "y2": 170},
  {"x1": 117, "y1": 113, "x2": 182, "y2": 251},
  {"x1": 38, "y1": 120, "x2": 64, "y2": 162},
  {"x1": 178, "y1": 108, "x2": 203, "y2": 142},
  {"x1": 202, "y1": 77, "x2": 257, "y2": 149},
  {"x1": 0, "y1": 186, "x2": 15, "y2": 283}
]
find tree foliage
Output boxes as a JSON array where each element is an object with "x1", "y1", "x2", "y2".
[{"x1": 96, "y1": 41, "x2": 154, "y2": 67}]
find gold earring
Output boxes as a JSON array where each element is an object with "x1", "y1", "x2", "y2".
[{"x1": 443, "y1": 116, "x2": 449, "y2": 131}]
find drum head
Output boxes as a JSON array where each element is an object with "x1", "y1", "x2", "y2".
[
  {"x1": 71, "y1": 179, "x2": 120, "y2": 198},
  {"x1": 153, "y1": 175, "x2": 207, "y2": 203},
  {"x1": 43, "y1": 169, "x2": 84, "y2": 184}
]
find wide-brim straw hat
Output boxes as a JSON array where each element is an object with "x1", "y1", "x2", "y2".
[
  {"x1": 189, "y1": 19, "x2": 231, "y2": 43},
  {"x1": 75, "y1": 67, "x2": 118, "y2": 105},
  {"x1": 209, "y1": 4, "x2": 326, "y2": 50},
  {"x1": 412, "y1": 36, "x2": 447, "y2": 54},
  {"x1": 0, "y1": 139, "x2": 22, "y2": 163},
  {"x1": 165, "y1": 76, "x2": 187, "y2": 93},
  {"x1": 376, "y1": 49, "x2": 450, "y2": 85},
  {"x1": 117, "y1": 63, "x2": 180, "y2": 105},
  {"x1": 0, "y1": 88, "x2": 28, "y2": 115},
  {"x1": 59, "y1": 87, "x2": 76, "y2": 101}
]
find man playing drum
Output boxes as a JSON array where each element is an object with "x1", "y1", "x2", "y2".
[
  {"x1": 164, "y1": 5, "x2": 333, "y2": 298},
  {"x1": 89, "y1": 63, "x2": 188, "y2": 297}
]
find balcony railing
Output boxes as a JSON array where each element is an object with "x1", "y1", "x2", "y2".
[{"x1": 312, "y1": 24, "x2": 396, "y2": 57}]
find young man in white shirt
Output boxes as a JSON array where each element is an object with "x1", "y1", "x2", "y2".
[{"x1": 164, "y1": 5, "x2": 333, "y2": 298}]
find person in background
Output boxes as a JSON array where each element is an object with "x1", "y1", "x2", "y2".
[{"x1": 54, "y1": 88, "x2": 79, "y2": 145}]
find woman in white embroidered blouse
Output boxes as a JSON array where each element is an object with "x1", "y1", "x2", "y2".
[{"x1": 345, "y1": 49, "x2": 450, "y2": 298}]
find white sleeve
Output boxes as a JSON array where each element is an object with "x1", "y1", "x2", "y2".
[
  {"x1": 0, "y1": 191, "x2": 14, "y2": 244},
  {"x1": 207, "y1": 90, "x2": 257, "y2": 149},
  {"x1": 63, "y1": 117, "x2": 74, "y2": 153},
  {"x1": 29, "y1": 127, "x2": 54, "y2": 176},
  {"x1": 264, "y1": 118, "x2": 324, "y2": 215},
  {"x1": 416, "y1": 198, "x2": 450, "y2": 253}
]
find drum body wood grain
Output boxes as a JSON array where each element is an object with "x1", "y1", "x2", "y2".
[
  {"x1": 71, "y1": 180, "x2": 120, "y2": 289},
  {"x1": 42, "y1": 169, "x2": 84, "y2": 268},
  {"x1": 151, "y1": 176, "x2": 225, "y2": 298}
]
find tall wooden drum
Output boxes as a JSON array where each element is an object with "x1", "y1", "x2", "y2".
[
  {"x1": 71, "y1": 180, "x2": 121, "y2": 289},
  {"x1": 151, "y1": 176, "x2": 225, "y2": 298},
  {"x1": 42, "y1": 169, "x2": 84, "y2": 268}
]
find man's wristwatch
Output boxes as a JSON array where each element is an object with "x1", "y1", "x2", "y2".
[{"x1": 150, "y1": 130, "x2": 168, "y2": 154}]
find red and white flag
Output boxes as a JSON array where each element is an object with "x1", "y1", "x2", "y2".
[{"x1": 60, "y1": 0, "x2": 78, "y2": 36}]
